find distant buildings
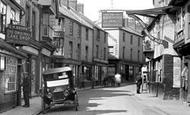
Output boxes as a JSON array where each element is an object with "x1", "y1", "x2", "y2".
[{"x1": 99, "y1": 10, "x2": 145, "y2": 82}]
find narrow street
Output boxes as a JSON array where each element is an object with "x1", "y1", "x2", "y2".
[{"x1": 39, "y1": 84, "x2": 190, "y2": 115}]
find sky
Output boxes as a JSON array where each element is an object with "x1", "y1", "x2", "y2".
[{"x1": 77, "y1": 0, "x2": 154, "y2": 21}]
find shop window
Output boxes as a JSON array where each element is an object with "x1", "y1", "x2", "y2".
[{"x1": 4, "y1": 56, "x2": 17, "y2": 93}]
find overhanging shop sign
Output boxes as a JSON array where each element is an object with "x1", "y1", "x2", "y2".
[
  {"x1": 102, "y1": 12, "x2": 123, "y2": 28},
  {"x1": 6, "y1": 24, "x2": 31, "y2": 45}
]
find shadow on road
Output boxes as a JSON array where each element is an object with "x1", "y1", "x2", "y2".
[{"x1": 75, "y1": 84, "x2": 134, "y2": 114}]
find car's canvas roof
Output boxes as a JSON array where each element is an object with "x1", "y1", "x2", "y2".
[{"x1": 43, "y1": 67, "x2": 72, "y2": 75}]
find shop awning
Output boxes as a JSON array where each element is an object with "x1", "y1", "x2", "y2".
[
  {"x1": 0, "y1": 39, "x2": 27, "y2": 58},
  {"x1": 125, "y1": 6, "x2": 174, "y2": 17},
  {"x1": 125, "y1": 6, "x2": 175, "y2": 47}
]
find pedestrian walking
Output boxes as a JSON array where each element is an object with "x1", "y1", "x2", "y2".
[
  {"x1": 136, "y1": 72, "x2": 142, "y2": 94},
  {"x1": 181, "y1": 62, "x2": 188, "y2": 102},
  {"x1": 21, "y1": 72, "x2": 30, "y2": 107},
  {"x1": 115, "y1": 73, "x2": 121, "y2": 87}
]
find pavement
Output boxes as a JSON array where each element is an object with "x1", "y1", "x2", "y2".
[
  {"x1": 1, "y1": 83, "x2": 190, "y2": 115},
  {"x1": 0, "y1": 97, "x2": 42, "y2": 115},
  {"x1": 128, "y1": 84, "x2": 190, "y2": 115}
]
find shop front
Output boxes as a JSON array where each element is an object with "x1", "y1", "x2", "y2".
[
  {"x1": 80, "y1": 61, "x2": 93, "y2": 88},
  {"x1": 0, "y1": 39, "x2": 27, "y2": 112},
  {"x1": 5, "y1": 24, "x2": 41, "y2": 97},
  {"x1": 175, "y1": 42, "x2": 190, "y2": 102},
  {"x1": 93, "y1": 59, "x2": 108, "y2": 86}
]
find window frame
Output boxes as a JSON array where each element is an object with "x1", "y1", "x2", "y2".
[
  {"x1": 130, "y1": 35, "x2": 133, "y2": 44},
  {"x1": 85, "y1": 46, "x2": 88, "y2": 60},
  {"x1": 69, "y1": 20, "x2": 74, "y2": 36},
  {"x1": 123, "y1": 31, "x2": 125, "y2": 42},
  {"x1": 25, "y1": 4, "x2": 30, "y2": 27},
  {"x1": 122, "y1": 46, "x2": 125, "y2": 59},
  {"x1": 86, "y1": 28, "x2": 88, "y2": 40},
  {"x1": 0, "y1": 1, "x2": 7, "y2": 33},
  {"x1": 69, "y1": 41, "x2": 73, "y2": 58},
  {"x1": 4, "y1": 56, "x2": 18, "y2": 93},
  {"x1": 130, "y1": 48, "x2": 133, "y2": 60}
]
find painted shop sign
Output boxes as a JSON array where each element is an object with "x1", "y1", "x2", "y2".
[
  {"x1": 54, "y1": 31, "x2": 64, "y2": 37},
  {"x1": 5, "y1": 24, "x2": 31, "y2": 45},
  {"x1": 102, "y1": 12, "x2": 123, "y2": 28}
]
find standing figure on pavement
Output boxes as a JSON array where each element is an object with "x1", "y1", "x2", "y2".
[
  {"x1": 136, "y1": 72, "x2": 142, "y2": 94},
  {"x1": 21, "y1": 72, "x2": 30, "y2": 107},
  {"x1": 115, "y1": 73, "x2": 121, "y2": 87},
  {"x1": 181, "y1": 62, "x2": 188, "y2": 102}
]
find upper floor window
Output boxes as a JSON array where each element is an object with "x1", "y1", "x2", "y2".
[
  {"x1": 62, "y1": 18, "x2": 65, "y2": 31},
  {"x1": 25, "y1": 5, "x2": 30, "y2": 27},
  {"x1": 69, "y1": 20, "x2": 74, "y2": 36},
  {"x1": 138, "y1": 37, "x2": 140, "y2": 46},
  {"x1": 130, "y1": 48, "x2": 133, "y2": 60},
  {"x1": 138, "y1": 50, "x2": 140, "y2": 62},
  {"x1": 108, "y1": 46, "x2": 114, "y2": 54},
  {"x1": 0, "y1": 1, "x2": 6, "y2": 33},
  {"x1": 104, "y1": 33, "x2": 107, "y2": 43},
  {"x1": 86, "y1": 28, "x2": 88, "y2": 40},
  {"x1": 58, "y1": 18, "x2": 65, "y2": 31},
  {"x1": 97, "y1": 29, "x2": 100, "y2": 41},
  {"x1": 85, "y1": 46, "x2": 88, "y2": 60},
  {"x1": 10, "y1": 8, "x2": 16, "y2": 23},
  {"x1": 32, "y1": 11, "x2": 36, "y2": 39},
  {"x1": 123, "y1": 46, "x2": 125, "y2": 59},
  {"x1": 96, "y1": 45, "x2": 99, "y2": 58},
  {"x1": 104, "y1": 47, "x2": 106, "y2": 60},
  {"x1": 77, "y1": 44, "x2": 81, "y2": 60},
  {"x1": 123, "y1": 32, "x2": 125, "y2": 42},
  {"x1": 69, "y1": 41, "x2": 73, "y2": 58},
  {"x1": 77, "y1": 25, "x2": 81, "y2": 39},
  {"x1": 188, "y1": 5, "x2": 190, "y2": 38},
  {"x1": 130, "y1": 35, "x2": 133, "y2": 44}
]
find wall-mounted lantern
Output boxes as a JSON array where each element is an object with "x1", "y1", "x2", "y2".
[{"x1": 0, "y1": 56, "x2": 6, "y2": 71}]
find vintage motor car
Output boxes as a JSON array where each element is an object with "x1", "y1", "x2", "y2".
[{"x1": 40, "y1": 67, "x2": 79, "y2": 113}]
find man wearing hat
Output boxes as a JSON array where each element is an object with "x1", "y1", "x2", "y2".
[{"x1": 21, "y1": 72, "x2": 30, "y2": 107}]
